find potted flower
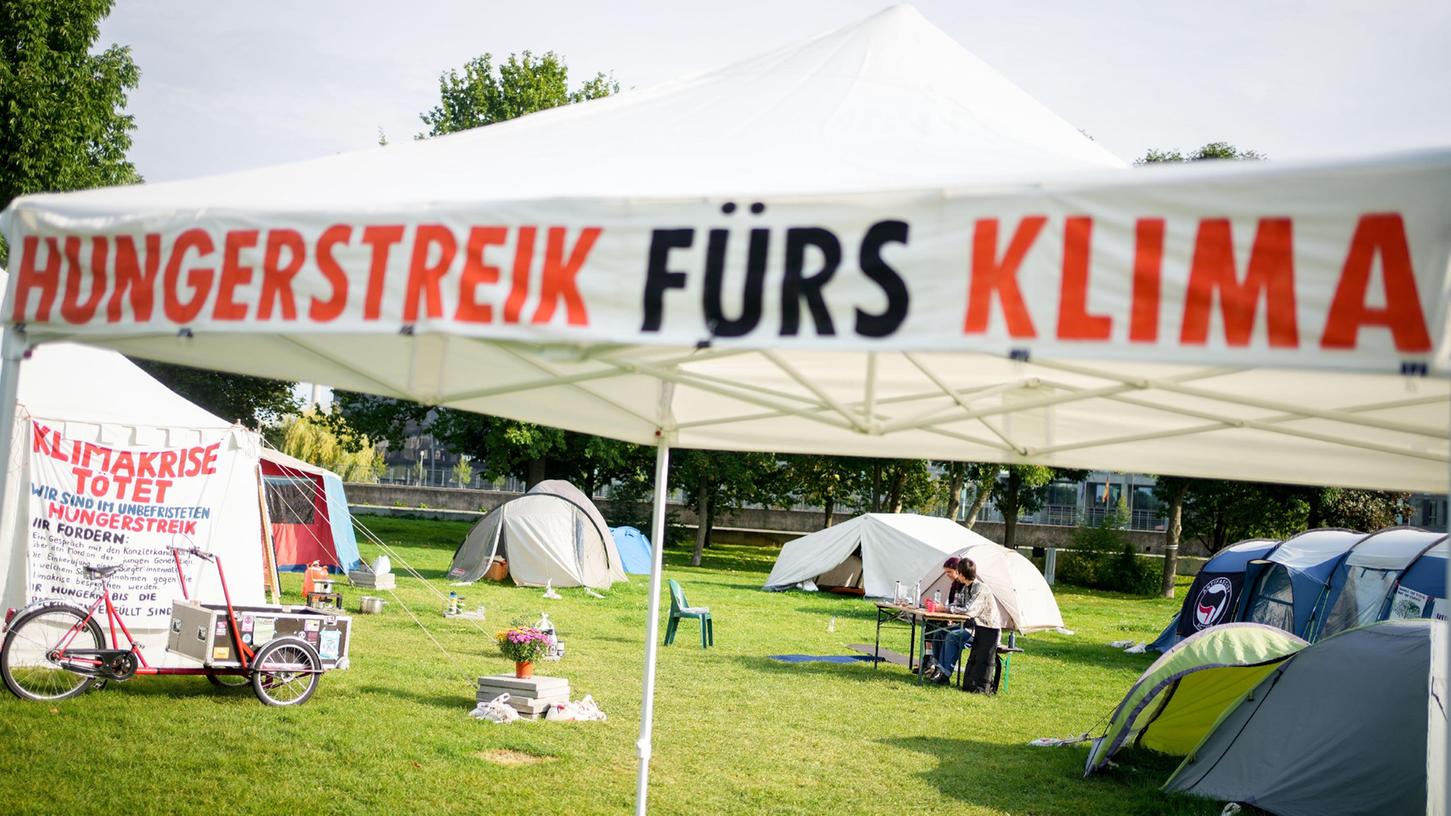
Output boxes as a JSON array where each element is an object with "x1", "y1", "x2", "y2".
[{"x1": 496, "y1": 624, "x2": 553, "y2": 678}]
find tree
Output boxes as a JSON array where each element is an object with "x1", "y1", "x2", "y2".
[
  {"x1": 0, "y1": 3, "x2": 302, "y2": 424},
  {"x1": 332, "y1": 50, "x2": 622, "y2": 485},
  {"x1": 667, "y1": 450, "x2": 780, "y2": 566},
  {"x1": 452, "y1": 458, "x2": 475, "y2": 488},
  {"x1": 1154, "y1": 476, "x2": 1192, "y2": 598},
  {"x1": 418, "y1": 51, "x2": 616, "y2": 138},
  {"x1": 278, "y1": 411, "x2": 384, "y2": 483},
  {"x1": 1305, "y1": 487, "x2": 1411, "y2": 531},
  {"x1": 129, "y1": 360, "x2": 299, "y2": 430},
  {"x1": 1136, "y1": 141, "x2": 1264, "y2": 165},
  {"x1": 779, "y1": 455, "x2": 869, "y2": 527},
  {"x1": 0, "y1": 0, "x2": 140, "y2": 266},
  {"x1": 939, "y1": 463, "x2": 1000, "y2": 528},
  {"x1": 991, "y1": 466, "x2": 1088, "y2": 549},
  {"x1": 1173, "y1": 480, "x2": 1310, "y2": 554}
]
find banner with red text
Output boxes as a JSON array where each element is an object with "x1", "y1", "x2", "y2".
[
  {"x1": 24, "y1": 421, "x2": 244, "y2": 632},
  {"x1": 4, "y1": 155, "x2": 1450, "y2": 376}
]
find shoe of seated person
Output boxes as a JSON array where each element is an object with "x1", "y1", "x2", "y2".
[{"x1": 930, "y1": 666, "x2": 952, "y2": 685}]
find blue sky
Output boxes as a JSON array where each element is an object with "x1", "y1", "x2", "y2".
[{"x1": 101, "y1": 1, "x2": 1451, "y2": 183}]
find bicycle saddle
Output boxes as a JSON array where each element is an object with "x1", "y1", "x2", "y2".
[{"x1": 83, "y1": 564, "x2": 124, "y2": 579}]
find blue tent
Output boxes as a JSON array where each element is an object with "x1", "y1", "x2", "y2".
[
  {"x1": 1385, "y1": 536, "x2": 1448, "y2": 621},
  {"x1": 611, "y1": 526, "x2": 653, "y2": 574},
  {"x1": 1241, "y1": 529, "x2": 1363, "y2": 638},
  {"x1": 1151, "y1": 539, "x2": 1280, "y2": 652},
  {"x1": 1311, "y1": 528, "x2": 1444, "y2": 640}
]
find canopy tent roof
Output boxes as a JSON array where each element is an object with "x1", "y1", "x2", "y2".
[
  {"x1": 1085, "y1": 623, "x2": 1307, "y2": 776},
  {"x1": 1, "y1": 7, "x2": 1449, "y2": 813},
  {"x1": 1, "y1": 8, "x2": 1448, "y2": 492}
]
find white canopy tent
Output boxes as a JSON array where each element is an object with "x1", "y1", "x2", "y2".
[
  {"x1": 1, "y1": 6, "x2": 1449, "y2": 813},
  {"x1": 763, "y1": 513, "x2": 966, "y2": 598}
]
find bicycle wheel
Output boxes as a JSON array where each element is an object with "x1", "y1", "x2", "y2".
[
  {"x1": 1, "y1": 604, "x2": 104, "y2": 702},
  {"x1": 250, "y1": 637, "x2": 320, "y2": 707}
]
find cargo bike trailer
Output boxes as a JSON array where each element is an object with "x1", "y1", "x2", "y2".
[{"x1": 0, "y1": 546, "x2": 350, "y2": 706}]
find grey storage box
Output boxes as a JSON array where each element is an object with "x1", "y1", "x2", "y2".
[{"x1": 166, "y1": 600, "x2": 353, "y2": 669}]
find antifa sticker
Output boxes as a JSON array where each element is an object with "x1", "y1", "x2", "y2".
[{"x1": 1193, "y1": 577, "x2": 1236, "y2": 629}]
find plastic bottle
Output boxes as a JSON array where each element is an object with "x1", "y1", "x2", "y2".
[
  {"x1": 913, "y1": 581, "x2": 922, "y2": 607},
  {"x1": 446, "y1": 591, "x2": 458, "y2": 616},
  {"x1": 537, "y1": 612, "x2": 559, "y2": 661},
  {"x1": 933, "y1": 589, "x2": 942, "y2": 606},
  {"x1": 827, "y1": 616, "x2": 837, "y2": 633},
  {"x1": 894, "y1": 581, "x2": 903, "y2": 604}
]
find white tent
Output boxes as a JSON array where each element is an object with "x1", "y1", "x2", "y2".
[
  {"x1": 0, "y1": 320, "x2": 272, "y2": 659},
  {"x1": 921, "y1": 539, "x2": 1064, "y2": 634},
  {"x1": 763, "y1": 513, "x2": 967, "y2": 599},
  {"x1": 447, "y1": 480, "x2": 626, "y2": 589},
  {"x1": 1, "y1": 6, "x2": 1449, "y2": 813}
]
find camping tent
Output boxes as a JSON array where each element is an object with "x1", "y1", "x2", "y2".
[
  {"x1": 0, "y1": 332, "x2": 272, "y2": 658},
  {"x1": 1164, "y1": 619, "x2": 1441, "y2": 816},
  {"x1": 448, "y1": 480, "x2": 625, "y2": 589},
  {"x1": 1, "y1": 6, "x2": 1449, "y2": 812},
  {"x1": 1084, "y1": 623, "x2": 1306, "y2": 776},
  {"x1": 612, "y1": 526, "x2": 654, "y2": 575},
  {"x1": 920, "y1": 539, "x2": 1064, "y2": 633},
  {"x1": 259, "y1": 449, "x2": 363, "y2": 573},
  {"x1": 1314, "y1": 527, "x2": 1446, "y2": 640},
  {"x1": 1152, "y1": 538, "x2": 1281, "y2": 652},
  {"x1": 763, "y1": 514, "x2": 969, "y2": 600},
  {"x1": 1396, "y1": 539, "x2": 1450, "y2": 622},
  {"x1": 1241, "y1": 529, "x2": 1364, "y2": 638}
]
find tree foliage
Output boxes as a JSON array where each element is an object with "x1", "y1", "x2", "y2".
[
  {"x1": 135, "y1": 360, "x2": 300, "y2": 430},
  {"x1": 418, "y1": 51, "x2": 616, "y2": 138},
  {"x1": 992, "y1": 466, "x2": 1087, "y2": 549},
  {"x1": 1058, "y1": 499, "x2": 1159, "y2": 595},
  {"x1": 1136, "y1": 141, "x2": 1264, "y2": 165},
  {"x1": 278, "y1": 411, "x2": 385, "y2": 483},
  {"x1": 0, "y1": 0, "x2": 140, "y2": 265},
  {"x1": 334, "y1": 50, "x2": 622, "y2": 489}
]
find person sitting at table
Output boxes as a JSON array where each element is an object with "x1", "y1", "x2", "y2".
[
  {"x1": 926, "y1": 558, "x2": 1002, "y2": 692},
  {"x1": 922, "y1": 556, "x2": 966, "y2": 677}
]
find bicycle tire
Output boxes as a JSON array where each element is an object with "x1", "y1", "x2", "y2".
[
  {"x1": 250, "y1": 637, "x2": 321, "y2": 707},
  {"x1": 1, "y1": 604, "x2": 104, "y2": 702}
]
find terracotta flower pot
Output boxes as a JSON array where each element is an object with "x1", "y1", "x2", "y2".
[{"x1": 515, "y1": 661, "x2": 534, "y2": 679}]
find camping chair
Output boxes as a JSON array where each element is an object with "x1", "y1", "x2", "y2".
[{"x1": 665, "y1": 579, "x2": 714, "y2": 648}]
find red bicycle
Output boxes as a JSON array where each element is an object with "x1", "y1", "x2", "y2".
[{"x1": 1, "y1": 546, "x2": 323, "y2": 706}]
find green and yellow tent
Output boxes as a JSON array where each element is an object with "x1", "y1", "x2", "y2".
[{"x1": 1083, "y1": 623, "x2": 1306, "y2": 776}]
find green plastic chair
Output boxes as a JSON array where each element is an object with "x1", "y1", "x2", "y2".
[{"x1": 665, "y1": 579, "x2": 714, "y2": 647}]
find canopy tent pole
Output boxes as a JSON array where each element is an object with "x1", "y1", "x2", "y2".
[
  {"x1": 0, "y1": 326, "x2": 26, "y2": 528},
  {"x1": 635, "y1": 435, "x2": 671, "y2": 815}
]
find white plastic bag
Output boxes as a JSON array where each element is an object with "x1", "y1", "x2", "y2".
[
  {"x1": 545, "y1": 694, "x2": 607, "y2": 722},
  {"x1": 373, "y1": 554, "x2": 391, "y2": 575},
  {"x1": 470, "y1": 693, "x2": 520, "y2": 724},
  {"x1": 542, "y1": 579, "x2": 562, "y2": 600}
]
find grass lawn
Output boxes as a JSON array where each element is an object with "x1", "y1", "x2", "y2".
[{"x1": 0, "y1": 515, "x2": 1220, "y2": 815}]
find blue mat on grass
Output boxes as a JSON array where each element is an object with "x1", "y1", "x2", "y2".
[{"x1": 769, "y1": 654, "x2": 874, "y2": 664}]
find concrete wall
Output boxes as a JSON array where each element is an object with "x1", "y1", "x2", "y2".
[{"x1": 346, "y1": 482, "x2": 1205, "y2": 555}]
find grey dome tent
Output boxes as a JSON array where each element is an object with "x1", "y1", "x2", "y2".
[
  {"x1": 448, "y1": 480, "x2": 627, "y2": 589},
  {"x1": 1164, "y1": 619, "x2": 1445, "y2": 816}
]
